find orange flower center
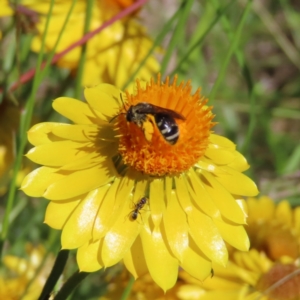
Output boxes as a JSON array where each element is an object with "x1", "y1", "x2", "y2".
[{"x1": 116, "y1": 75, "x2": 215, "y2": 176}]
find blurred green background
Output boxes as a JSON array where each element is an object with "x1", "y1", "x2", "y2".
[{"x1": 0, "y1": 0, "x2": 299, "y2": 299}]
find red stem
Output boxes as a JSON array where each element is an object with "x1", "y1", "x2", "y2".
[{"x1": 4, "y1": 0, "x2": 148, "y2": 94}]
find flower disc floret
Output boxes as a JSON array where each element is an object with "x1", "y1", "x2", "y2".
[{"x1": 117, "y1": 75, "x2": 215, "y2": 176}]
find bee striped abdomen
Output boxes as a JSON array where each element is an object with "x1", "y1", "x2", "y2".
[{"x1": 155, "y1": 114, "x2": 179, "y2": 145}]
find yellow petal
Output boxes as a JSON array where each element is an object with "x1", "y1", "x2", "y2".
[
  {"x1": 215, "y1": 166, "x2": 259, "y2": 197},
  {"x1": 3, "y1": 254, "x2": 28, "y2": 275},
  {"x1": 52, "y1": 97, "x2": 104, "y2": 125},
  {"x1": 165, "y1": 176, "x2": 173, "y2": 202},
  {"x1": 94, "y1": 172, "x2": 136, "y2": 238},
  {"x1": 205, "y1": 148, "x2": 235, "y2": 165},
  {"x1": 163, "y1": 191, "x2": 189, "y2": 261},
  {"x1": 209, "y1": 134, "x2": 235, "y2": 150},
  {"x1": 114, "y1": 170, "x2": 136, "y2": 208},
  {"x1": 236, "y1": 198, "x2": 248, "y2": 219},
  {"x1": 92, "y1": 178, "x2": 121, "y2": 240},
  {"x1": 58, "y1": 152, "x2": 102, "y2": 171},
  {"x1": 61, "y1": 186, "x2": 110, "y2": 249},
  {"x1": 188, "y1": 208, "x2": 228, "y2": 266},
  {"x1": 26, "y1": 141, "x2": 89, "y2": 167},
  {"x1": 228, "y1": 151, "x2": 250, "y2": 172},
  {"x1": 174, "y1": 175, "x2": 193, "y2": 213},
  {"x1": 100, "y1": 203, "x2": 141, "y2": 267},
  {"x1": 132, "y1": 175, "x2": 149, "y2": 203},
  {"x1": 44, "y1": 162, "x2": 115, "y2": 200},
  {"x1": 77, "y1": 240, "x2": 103, "y2": 272},
  {"x1": 247, "y1": 196, "x2": 275, "y2": 223},
  {"x1": 52, "y1": 123, "x2": 116, "y2": 143},
  {"x1": 186, "y1": 169, "x2": 220, "y2": 219},
  {"x1": 28, "y1": 122, "x2": 64, "y2": 146},
  {"x1": 92, "y1": 173, "x2": 138, "y2": 242},
  {"x1": 176, "y1": 285, "x2": 206, "y2": 300},
  {"x1": 213, "y1": 218, "x2": 250, "y2": 251},
  {"x1": 275, "y1": 200, "x2": 292, "y2": 226},
  {"x1": 0, "y1": 2, "x2": 13, "y2": 16},
  {"x1": 44, "y1": 199, "x2": 81, "y2": 229},
  {"x1": 233, "y1": 250, "x2": 264, "y2": 276},
  {"x1": 200, "y1": 265, "x2": 242, "y2": 289},
  {"x1": 84, "y1": 84, "x2": 123, "y2": 121},
  {"x1": 180, "y1": 245, "x2": 212, "y2": 281},
  {"x1": 294, "y1": 207, "x2": 300, "y2": 233},
  {"x1": 149, "y1": 178, "x2": 165, "y2": 229},
  {"x1": 140, "y1": 224, "x2": 178, "y2": 292},
  {"x1": 21, "y1": 166, "x2": 64, "y2": 197},
  {"x1": 195, "y1": 159, "x2": 226, "y2": 175},
  {"x1": 123, "y1": 236, "x2": 148, "y2": 279},
  {"x1": 201, "y1": 171, "x2": 246, "y2": 224},
  {"x1": 51, "y1": 124, "x2": 96, "y2": 142},
  {"x1": 180, "y1": 289, "x2": 240, "y2": 300},
  {"x1": 82, "y1": 58, "x2": 105, "y2": 86}
]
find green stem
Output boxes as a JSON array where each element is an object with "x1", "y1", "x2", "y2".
[
  {"x1": 39, "y1": 0, "x2": 78, "y2": 82},
  {"x1": 210, "y1": 0, "x2": 256, "y2": 153},
  {"x1": 253, "y1": 0, "x2": 300, "y2": 71},
  {"x1": 0, "y1": 0, "x2": 55, "y2": 258},
  {"x1": 3, "y1": 0, "x2": 147, "y2": 94},
  {"x1": 21, "y1": 231, "x2": 60, "y2": 299},
  {"x1": 0, "y1": 0, "x2": 78, "y2": 259},
  {"x1": 74, "y1": 0, "x2": 94, "y2": 97},
  {"x1": 172, "y1": 0, "x2": 234, "y2": 76},
  {"x1": 211, "y1": 0, "x2": 254, "y2": 93},
  {"x1": 122, "y1": 3, "x2": 182, "y2": 89},
  {"x1": 209, "y1": 0, "x2": 253, "y2": 102},
  {"x1": 240, "y1": 87, "x2": 257, "y2": 154},
  {"x1": 160, "y1": 0, "x2": 194, "y2": 76},
  {"x1": 120, "y1": 276, "x2": 135, "y2": 300},
  {"x1": 53, "y1": 270, "x2": 89, "y2": 300},
  {"x1": 38, "y1": 250, "x2": 70, "y2": 300}
]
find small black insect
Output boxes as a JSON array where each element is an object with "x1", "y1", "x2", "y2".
[{"x1": 130, "y1": 197, "x2": 148, "y2": 221}]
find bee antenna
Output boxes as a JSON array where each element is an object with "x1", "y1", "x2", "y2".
[
  {"x1": 109, "y1": 112, "x2": 126, "y2": 123},
  {"x1": 120, "y1": 93, "x2": 128, "y2": 110},
  {"x1": 109, "y1": 93, "x2": 128, "y2": 123}
]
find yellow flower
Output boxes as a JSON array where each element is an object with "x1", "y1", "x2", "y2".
[
  {"x1": 100, "y1": 269, "x2": 181, "y2": 300},
  {"x1": 22, "y1": 0, "x2": 159, "y2": 87},
  {"x1": 21, "y1": 75, "x2": 258, "y2": 291},
  {"x1": 177, "y1": 197, "x2": 300, "y2": 300},
  {"x1": 0, "y1": 102, "x2": 20, "y2": 195},
  {"x1": 0, "y1": 0, "x2": 13, "y2": 17},
  {"x1": 0, "y1": 244, "x2": 55, "y2": 300},
  {"x1": 247, "y1": 196, "x2": 300, "y2": 261}
]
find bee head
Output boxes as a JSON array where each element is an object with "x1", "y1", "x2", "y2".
[{"x1": 126, "y1": 106, "x2": 134, "y2": 122}]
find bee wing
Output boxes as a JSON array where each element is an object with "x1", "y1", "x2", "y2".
[
  {"x1": 156, "y1": 107, "x2": 186, "y2": 120},
  {"x1": 138, "y1": 103, "x2": 186, "y2": 120}
]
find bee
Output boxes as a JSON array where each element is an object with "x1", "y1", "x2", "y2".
[
  {"x1": 126, "y1": 103, "x2": 186, "y2": 145},
  {"x1": 130, "y1": 197, "x2": 148, "y2": 221}
]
